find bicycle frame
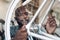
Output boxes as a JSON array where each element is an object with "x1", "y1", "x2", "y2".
[
  {"x1": 26, "y1": 0, "x2": 58, "y2": 40},
  {"x1": 4, "y1": 0, "x2": 60, "y2": 40}
]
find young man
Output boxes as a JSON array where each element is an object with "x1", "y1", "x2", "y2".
[
  {"x1": 12, "y1": 6, "x2": 29, "y2": 40},
  {"x1": 13, "y1": 6, "x2": 57, "y2": 40}
]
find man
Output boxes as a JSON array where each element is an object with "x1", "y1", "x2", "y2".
[
  {"x1": 13, "y1": 6, "x2": 57, "y2": 40},
  {"x1": 12, "y1": 6, "x2": 29, "y2": 40}
]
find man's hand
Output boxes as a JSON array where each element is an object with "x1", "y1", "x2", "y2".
[
  {"x1": 46, "y1": 14, "x2": 57, "y2": 34},
  {"x1": 20, "y1": 25, "x2": 27, "y2": 33},
  {"x1": 13, "y1": 25, "x2": 27, "y2": 40}
]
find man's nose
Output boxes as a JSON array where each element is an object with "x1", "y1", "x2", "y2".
[{"x1": 24, "y1": 15, "x2": 28, "y2": 18}]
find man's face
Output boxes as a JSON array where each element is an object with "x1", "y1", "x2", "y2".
[{"x1": 17, "y1": 12, "x2": 29, "y2": 25}]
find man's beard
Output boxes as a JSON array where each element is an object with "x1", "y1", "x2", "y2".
[{"x1": 17, "y1": 19, "x2": 29, "y2": 29}]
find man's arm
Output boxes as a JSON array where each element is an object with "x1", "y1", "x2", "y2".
[{"x1": 12, "y1": 25, "x2": 27, "y2": 40}]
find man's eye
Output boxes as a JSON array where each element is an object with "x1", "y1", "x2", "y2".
[
  {"x1": 24, "y1": 12, "x2": 28, "y2": 15},
  {"x1": 20, "y1": 20, "x2": 23, "y2": 22}
]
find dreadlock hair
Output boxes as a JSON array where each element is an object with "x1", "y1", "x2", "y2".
[{"x1": 15, "y1": 6, "x2": 26, "y2": 17}]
